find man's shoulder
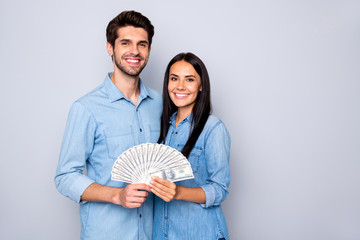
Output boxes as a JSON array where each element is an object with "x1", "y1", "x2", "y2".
[
  {"x1": 146, "y1": 87, "x2": 162, "y2": 100},
  {"x1": 76, "y1": 82, "x2": 107, "y2": 105}
]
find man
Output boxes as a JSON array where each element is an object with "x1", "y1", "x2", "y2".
[{"x1": 55, "y1": 11, "x2": 161, "y2": 240}]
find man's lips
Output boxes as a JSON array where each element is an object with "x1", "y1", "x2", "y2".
[{"x1": 125, "y1": 58, "x2": 141, "y2": 65}]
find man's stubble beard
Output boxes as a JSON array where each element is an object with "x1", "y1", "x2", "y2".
[{"x1": 113, "y1": 51, "x2": 148, "y2": 77}]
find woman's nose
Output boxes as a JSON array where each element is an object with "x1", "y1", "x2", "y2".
[{"x1": 176, "y1": 80, "x2": 185, "y2": 90}]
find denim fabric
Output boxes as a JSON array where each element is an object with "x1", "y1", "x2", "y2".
[
  {"x1": 153, "y1": 114, "x2": 231, "y2": 240},
  {"x1": 55, "y1": 73, "x2": 162, "y2": 240}
]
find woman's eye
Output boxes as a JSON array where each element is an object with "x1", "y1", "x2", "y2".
[
  {"x1": 170, "y1": 77, "x2": 177, "y2": 81},
  {"x1": 186, "y1": 78, "x2": 194, "y2": 82}
]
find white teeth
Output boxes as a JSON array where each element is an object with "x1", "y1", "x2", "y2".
[
  {"x1": 127, "y1": 59, "x2": 139, "y2": 63},
  {"x1": 175, "y1": 94, "x2": 188, "y2": 97}
]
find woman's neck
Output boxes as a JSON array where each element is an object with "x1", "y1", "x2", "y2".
[{"x1": 175, "y1": 109, "x2": 192, "y2": 128}]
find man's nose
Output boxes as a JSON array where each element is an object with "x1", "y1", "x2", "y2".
[{"x1": 130, "y1": 44, "x2": 139, "y2": 55}]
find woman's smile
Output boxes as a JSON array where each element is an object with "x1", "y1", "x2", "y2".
[{"x1": 168, "y1": 60, "x2": 202, "y2": 116}]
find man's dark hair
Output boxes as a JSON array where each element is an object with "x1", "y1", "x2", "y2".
[
  {"x1": 158, "y1": 52, "x2": 212, "y2": 158},
  {"x1": 106, "y1": 10, "x2": 154, "y2": 47}
]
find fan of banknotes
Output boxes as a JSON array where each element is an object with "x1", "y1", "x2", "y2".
[{"x1": 111, "y1": 143, "x2": 194, "y2": 184}]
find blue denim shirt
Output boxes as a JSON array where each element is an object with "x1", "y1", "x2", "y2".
[
  {"x1": 153, "y1": 113, "x2": 231, "y2": 240},
  {"x1": 55, "y1": 73, "x2": 162, "y2": 240}
]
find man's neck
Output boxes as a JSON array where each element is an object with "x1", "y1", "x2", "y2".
[{"x1": 111, "y1": 70, "x2": 140, "y2": 106}]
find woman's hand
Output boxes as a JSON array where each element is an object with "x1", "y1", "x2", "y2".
[{"x1": 149, "y1": 176, "x2": 177, "y2": 202}]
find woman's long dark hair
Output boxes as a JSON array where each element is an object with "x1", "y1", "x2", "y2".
[{"x1": 158, "y1": 52, "x2": 212, "y2": 158}]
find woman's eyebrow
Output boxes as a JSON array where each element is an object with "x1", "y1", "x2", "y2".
[{"x1": 170, "y1": 73, "x2": 196, "y2": 78}]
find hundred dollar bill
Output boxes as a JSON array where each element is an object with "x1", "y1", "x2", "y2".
[{"x1": 149, "y1": 163, "x2": 194, "y2": 182}]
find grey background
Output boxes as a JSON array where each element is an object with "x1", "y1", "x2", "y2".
[{"x1": 1, "y1": 0, "x2": 359, "y2": 239}]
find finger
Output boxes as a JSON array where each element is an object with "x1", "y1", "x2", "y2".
[
  {"x1": 151, "y1": 187, "x2": 172, "y2": 202},
  {"x1": 150, "y1": 183, "x2": 175, "y2": 200},
  {"x1": 124, "y1": 196, "x2": 147, "y2": 205},
  {"x1": 151, "y1": 176, "x2": 173, "y2": 187},
  {"x1": 151, "y1": 183, "x2": 174, "y2": 196},
  {"x1": 123, "y1": 202, "x2": 143, "y2": 208},
  {"x1": 150, "y1": 179, "x2": 176, "y2": 193},
  {"x1": 129, "y1": 183, "x2": 151, "y2": 192},
  {"x1": 126, "y1": 189, "x2": 149, "y2": 198}
]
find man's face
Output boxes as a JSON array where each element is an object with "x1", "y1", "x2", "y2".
[{"x1": 108, "y1": 26, "x2": 150, "y2": 77}]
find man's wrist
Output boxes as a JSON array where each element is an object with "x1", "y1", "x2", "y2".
[{"x1": 110, "y1": 187, "x2": 123, "y2": 205}]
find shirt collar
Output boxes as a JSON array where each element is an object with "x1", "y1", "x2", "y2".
[
  {"x1": 104, "y1": 72, "x2": 153, "y2": 103},
  {"x1": 169, "y1": 112, "x2": 193, "y2": 126}
]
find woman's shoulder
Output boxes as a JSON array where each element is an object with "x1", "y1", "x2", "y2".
[
  {"x1": 205, "y1": 114, "x2": 225, "y2": 127},
  {"x1": 204, "y1": 115, "x2": 229, "y2": 133},
  {"x1": 202, "y1": 114, "x2": 231, "y2": 145}
]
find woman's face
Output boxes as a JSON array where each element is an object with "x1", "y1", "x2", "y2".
[{"x1": 168, "y1": 60, "x2": 202, "y2": 115}]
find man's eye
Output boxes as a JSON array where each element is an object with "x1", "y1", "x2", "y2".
[
  {"x1": 139, "y1": 43, "x2": 147, "y2": 47},
  {"x1": 121, "y1": 42, "x2": 129, "y2": 46}
]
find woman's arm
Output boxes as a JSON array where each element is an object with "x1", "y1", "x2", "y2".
[
  {"x1": 150, "y1": 119, "x2": 231, "y2": 205},
  {"x1": 150, "y1": 176, "x2": 205, "y2": 203}
]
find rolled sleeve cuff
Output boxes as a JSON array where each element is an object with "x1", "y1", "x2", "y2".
[
  {"x1": 70, "y1": 175, "x2": 95, "y2": 204},
  {"x1": 200, "y1": 184, "x2": 215, "y2": 208}
]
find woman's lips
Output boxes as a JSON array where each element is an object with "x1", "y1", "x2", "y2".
[{"x1": 174, "y1": 93, "x2": 189, "y2": 99}]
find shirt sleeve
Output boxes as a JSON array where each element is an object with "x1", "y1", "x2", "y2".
[
  {"x1": 54, "y1": 101, "x2": 96, "y2": 203},
  {"x1": 200, "y1": 120, "x2": 231, "y2": 208}
]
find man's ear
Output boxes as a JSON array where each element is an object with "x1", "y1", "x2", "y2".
[{"x1": 106, "y1": 42, "x2": 114, "y2": 57}]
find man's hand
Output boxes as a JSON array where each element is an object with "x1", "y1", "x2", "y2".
[
  {"x1": 113, "y1": 183, "x2": 151, "y2": 208},
  {"x1": 80, "y1": 182, "x2": 151, "y2": 208}
]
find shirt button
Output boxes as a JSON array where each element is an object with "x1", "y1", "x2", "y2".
[
  {"x1": 164, "y1": 234, "x2": 167, "y2": 237},
  {"x1": 164, "y1": 216, "x2": 167, "y2": 219},
  {"x1": 175, "y1": 132, "x2": 178, "y2": 134},
  {"x1": 140, "y1": 128, "x2": 142, "y2": 132},
  {"x1": 139, "y1": 214, "x2": 142, "y2": 218}
]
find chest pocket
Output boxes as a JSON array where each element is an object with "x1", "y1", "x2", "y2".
[
  {"x1": 177, "y1": 144, "x2": 203, "y2": 172},
  {"x1": 147, "y1": 123, "x2": 160, "y2": 143},
  {"x1": 105, "y1": 127, "x2": 135, "y2": 159}
]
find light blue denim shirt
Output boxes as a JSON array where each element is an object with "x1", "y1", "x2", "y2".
[
  {"x1": 55, "y1": 73, "x2": 162, "y2": 240},
  {"x1": 153, "y1": 113, "x2": 231, "y2": 240}
]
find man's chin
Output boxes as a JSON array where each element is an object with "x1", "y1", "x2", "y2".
[{"x1": 117, "y1": 66, "x2": 145, "y2": 77}]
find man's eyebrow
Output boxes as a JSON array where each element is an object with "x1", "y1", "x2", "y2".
[
  {"x1": 138, "y1": 40, "x2": 149, "y2": 44},
  {"x1": 118, "y1": 39, "x2": 149, "y2": 45}
]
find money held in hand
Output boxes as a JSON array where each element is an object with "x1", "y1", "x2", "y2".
[
  {"x1": 149, "y1": 163, "x2": 194, "y2": 182},
  {"x1": 111, "y1": 143, "x2": 194, "y2": 184}
]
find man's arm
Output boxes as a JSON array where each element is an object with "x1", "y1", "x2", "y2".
[{"x1": 81, "y1": 182, "x2": 151, "y2": 208}]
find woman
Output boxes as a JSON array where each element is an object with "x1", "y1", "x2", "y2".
[{"x1": 150, "y1": 52, "x2": 231, "y2": 240}]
